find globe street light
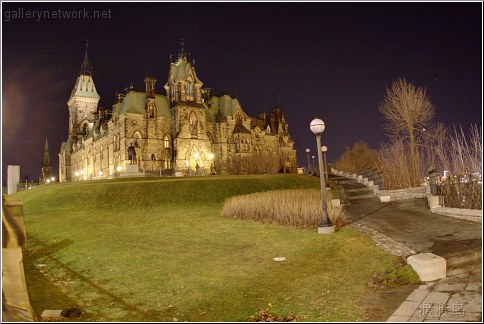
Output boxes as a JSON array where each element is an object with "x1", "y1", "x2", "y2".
[
  {"x1": 305, "y1": 148, "x2": 311, "y2": 174},
  {"x1": 322, "y1": 145, "x2": 329, "y2": 184},
  {"x1": 310, "y1": 118, "x2": 335, "y2": 234}
]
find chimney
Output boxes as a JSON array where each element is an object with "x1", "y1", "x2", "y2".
[
  {"x1": 201, "y1": 87, "x2": 211, "y2": 102},
  {"x1": 116, "y1": 92, "x2": 126, "y2": 103},
  {"x1": 144, "y1": 76, "x2": 157, "y2": 99}
]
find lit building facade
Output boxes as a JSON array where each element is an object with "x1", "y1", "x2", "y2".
[{"x1": 59, "y1": 43, "x2": 297, "y2": 182}]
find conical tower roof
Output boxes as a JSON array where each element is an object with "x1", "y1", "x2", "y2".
[{"x1": 41, "y1": 138, "x2": 51, "y2": 167}]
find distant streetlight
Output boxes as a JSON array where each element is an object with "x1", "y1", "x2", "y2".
[
  {"x1": 116, "y1": 165, "x2": 122, "y2": 172},
  {"x1": 311, "y1": 155, "x2": 316, "y2": 175},
  {"x1": 98, "y1": 170, "x2": 103, "y2": 176},
  {"x1": 305, "y1": 148, "x2": 311, "y2": 174},
  {"x1": 310, "y1": 118, "x2": 335, "y2": 234},
  {"x1": 321, "y1": 146, "x2": 329, "y2": 184}
]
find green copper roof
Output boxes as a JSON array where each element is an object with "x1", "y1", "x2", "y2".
[
  {"x1": 210, "y1": 95, "x2": 247, "y2": 118},
  {"x1": 168, "y1": 57, "x2": 203, "y2": 84},
  {"x1": 117, "y1": 92, "x2": 170, "y2": 117},
  {"x1": 70, "y1": 74, "x2": 100, "y2": 100}
]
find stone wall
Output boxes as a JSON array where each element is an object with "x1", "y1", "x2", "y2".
[{"x1": 377, "y1": 187, "x2": 427, "y2": 201}]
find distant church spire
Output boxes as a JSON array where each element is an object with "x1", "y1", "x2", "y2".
[
  {"x1": 80, "y1": 38, "x2": 92, "y2": 76},
  {"x1": 42, "y1": 138, "x2": 51, "y2": 167},
  {"x1": 41, "y1": 138, "x2": 52, "y2": 183},
  {"x1": 178, "y1": 37, "x2": 187, "y2": 60}
]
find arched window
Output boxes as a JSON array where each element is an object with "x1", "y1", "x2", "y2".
[
  {"x1": 235, "y1": 110, "x2": 243, "y2": 125},
  {"x1": 235, "y1": 137, "x2": 240, "y2": 152},
  {"x1": 133, "y1": 131, "x2": 142, "y2": 147},
  {"x1": 82, "y1": 123, "x2": 88, "y2": 135},
  {"x1": 164, "y1": 134, "x2": 171, "y2": 149},
  {"x1": 151, "y1": 154, "x2": 156, "y2": 161},
  {"x1": 189, "y1": 112, "x2": 198, "y2": 138}
]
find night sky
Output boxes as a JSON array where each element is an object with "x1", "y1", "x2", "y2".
[{"x1": 2, "y1": 2, "x2": 482, "y2": 182}]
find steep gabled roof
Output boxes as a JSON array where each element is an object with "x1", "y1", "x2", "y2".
[
  {"x1": 69, "y1": 75, "x2": 100, "y2": 100},
  {"x1": 117, "y1": 92, "x2": 170, "y2": 117}
]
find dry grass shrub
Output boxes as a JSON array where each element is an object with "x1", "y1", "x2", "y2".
[
  {"x1": 334, "y1": 141, "x2": 378, "y2": 172},
  {"x1": 436, "y1": 124, "x2": 482, "y2": 209},
  {"x1": 224, "y1": 152, "x2": 280, "y2": 175},
  {"x1": 376, "y1": 140, "x2": 426, "y2": 190},
  {"x1": 221, "y1": 189, "x2": 348, "y2": 228}
]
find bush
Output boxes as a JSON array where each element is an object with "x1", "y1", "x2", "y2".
[
  {"x1": 221, "y1": 189, "x2": 348, "y2": 228},
  {"x1": 442, "y1": 177, "x2": 482, "y2": 210}
]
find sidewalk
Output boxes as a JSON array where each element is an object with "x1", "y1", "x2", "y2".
[{"x1": 331, "y1": 174, "x2": 482, "y2": 322}]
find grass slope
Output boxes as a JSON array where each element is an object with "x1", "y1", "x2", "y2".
[{"x1": 15, "y1": 175, "x2": 404, "y2": 321}]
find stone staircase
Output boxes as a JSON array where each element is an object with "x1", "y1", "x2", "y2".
[
  {"x1": 331, "y1": 175, "x2": 377, "y2": 201},
  {"x1": 446, "y1": 247, "x2": 482, "y2": 276}
]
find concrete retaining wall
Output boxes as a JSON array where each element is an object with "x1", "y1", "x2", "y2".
[
  {"x1": 377, "y1": 187, "x2": 427, "y2": 201},
  {"x1": 426, "y1": 193, "x2": 482, "y2": 223}
]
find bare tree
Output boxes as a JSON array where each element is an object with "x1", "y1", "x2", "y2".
[{"x1": 379, "y1": 77, "x2": 436, "y2": 186}]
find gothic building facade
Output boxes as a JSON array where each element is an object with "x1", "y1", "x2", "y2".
[{"x1": 59, "y1": 43, "x2": 297, "y2": 182}]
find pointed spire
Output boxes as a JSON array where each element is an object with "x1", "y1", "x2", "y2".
[
  {"x1": 80, "y1": 38, "x2": 92, "y2": 76},
  {"x1": 42, "y1": 138, "x2": 51, "y2": 167},
  {"x1": 178, "y1": 37, "x2": 187, "y2": 60}
]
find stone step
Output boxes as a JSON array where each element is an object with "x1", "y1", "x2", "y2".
[
  {"x1": 446, "y1": 257, "x2": 482, "y2": 277},
  {"x1": 338, "y1": 180, "x2": 358, "y2": 184},
  {"x1": 346, "y1": 187, "x2": 372, "y2": 193},
  {"x1": 445, "y1": 248, "x2": 482, "y2": 267},
  {"x1": 347, "y1": 194, "x2": 377, "y2": 200}
]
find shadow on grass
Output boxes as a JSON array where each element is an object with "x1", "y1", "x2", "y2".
[{"x1": 25, "y1": 234, "x2": 177, "y2": 321}]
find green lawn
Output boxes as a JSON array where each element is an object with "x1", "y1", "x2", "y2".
[{"x1": 15, "y1": 174, "x2": 403, "y2": 321}]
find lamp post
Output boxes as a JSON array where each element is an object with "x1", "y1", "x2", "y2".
[
  {"x1": 310, "y1": 118, "x2": 335, "y2": 234},
  {"x1": 305, "y1": 148, "x2": 311, "y2": 174},
  {"x1": 322, "y1": 145, "x2": 329, "y2": 184},
  {"x1": 311, "y1": 155, "x2": 316, "y2": 175}
]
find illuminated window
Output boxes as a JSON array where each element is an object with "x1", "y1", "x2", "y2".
[{"x1": 164, "y1": 134, "x2": 171, "y2": 148}]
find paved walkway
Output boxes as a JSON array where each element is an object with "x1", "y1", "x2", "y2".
[{"x1": 331, "y1": 174, "x2": 482, "y2": 322}]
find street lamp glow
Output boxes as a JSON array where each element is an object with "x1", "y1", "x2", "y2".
[
  {"x1": 75, "y1": 171, "x2": 80, "y2": 177},
  {"x1": 208, "y1": 153, "x2": 214, "y2": 160},
  {"x1": 116, "y1": 165, "x2": 122, "y2": 172},
  {"x1": 309, "y1": 118, "x2": 334, "y2": 234},
  {"x1": 83, "y1": 175, "x2": 87, "y2": 180},
  {"x1": 305, "y1": 148, "x2": 311, "y2": 174},
  {"x1": 310, "y1": 118, "x2": 325, "y2": 135},
  {"x1": 321, "y1": 146, "x2": 329, "y2": 183},
  {"x1": 193, "y1": 152, "x2": 200, "y2": 159},
  {"x1": 46, "y1": 179, "x2": 51, "y2": 183},
  {"x1": 80, "y1": 170, "x2": 84, "y2": 175},
  {"x1": 98, "y1": 171, "x2": 103, "y2": 176},
  {"x1": 51, "y1": 176, "x2": 55, "y2": 182}
]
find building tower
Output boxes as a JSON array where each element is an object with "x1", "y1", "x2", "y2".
[
  {"x1": 41, "y1": 138, "x2": 52, "y2": 183},
  {"x1": 67, "y1": 39, "x2": 100, "y2": 141},
  {"x1": 164, "y1": 40, "x2": 211, "y2": 173},
  {"x1": 60, "y1": 39, "x2": 100, "y2": 182}
]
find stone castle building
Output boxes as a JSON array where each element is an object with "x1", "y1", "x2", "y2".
[{"x1": 59, "y1": 42, "x2": 297, "y2": 182}]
